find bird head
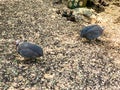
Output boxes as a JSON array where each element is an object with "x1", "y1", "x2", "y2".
[
  {"x1": 14, "y1": 40, "x2": 27, "y2": 46},
  {"x1": 15, "y1": 40, "x2": 21, "y2": 47},
  {"x1": 102, "y1": 26, "x2": 105, "y2": 30}
]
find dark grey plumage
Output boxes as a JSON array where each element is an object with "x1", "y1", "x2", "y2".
[
  {"x1": 80, "y1": 25, "x2": 104, "y2": 40},
  {"x1": 16, "y1": 41, "x2": 43, "y2": 59}
]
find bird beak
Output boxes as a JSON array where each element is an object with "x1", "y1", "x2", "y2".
[{"x1": 101, "y1": 26, "x2": 105, "y2": 30}]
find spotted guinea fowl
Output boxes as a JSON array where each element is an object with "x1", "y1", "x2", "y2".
[
  {"x1": 15, "y1": 40, "x2": 43, "y2": 59},
  {"x1": 80, "y1": 24, "x2": 104, "y2": 40}
]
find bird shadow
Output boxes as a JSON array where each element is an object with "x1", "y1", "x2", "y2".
[
  {"x1": 21, "y1": 59, "x2": 38, "y2": 64},
  {"x1": 19, "y1": 58, "x2": 45, "y2": 65},
  {"x1": 82, "y1": 39, "x2": 109, "y2": 46},
  {"x1": 4, "y1": 52, "x2": 40, "y2": 64},
  {"x1": 6, "y1": 51, "x2": 45, "y2": 66}
]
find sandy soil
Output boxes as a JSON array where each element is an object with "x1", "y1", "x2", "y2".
[{"x1": 0, "y1": 0, "x2": 120, "y2": 90}]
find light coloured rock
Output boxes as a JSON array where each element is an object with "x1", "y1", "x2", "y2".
[
  {"x1": 73, "y1": 8, "x2": 96, "y2": 18},
  {"x1": 44, "y1": 74, "x2": 54, "y2": 79}
]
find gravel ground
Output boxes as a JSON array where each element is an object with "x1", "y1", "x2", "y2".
[{"x1": 0, "y1": 0, "x2": 120, "y2": 90}]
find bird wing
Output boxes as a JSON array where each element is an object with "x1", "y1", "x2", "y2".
[
  {"x1": 19, "y1": 48, "x2": 38, "y2": 58},
  {"x1": 80, "y1": 25, "x2": 98, "y2": 37},
  {"x1": 85, "y1": 29, "x2": 101, "y2": 40},
  {"x1": 28, "y1": 44, "x2": 43, "y2": 56},
  {"x1": 19, "y1": 42, "x2": 43, "y2": 56}
]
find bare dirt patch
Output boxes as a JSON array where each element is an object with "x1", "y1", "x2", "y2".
[{"x1": 0, "y1": 0, "x2": 120, "y2": 90}]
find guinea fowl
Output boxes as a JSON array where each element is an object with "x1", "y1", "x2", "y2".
[
  {"x1": 80, "y1": 24, "x2": 104, "y2": 40},
  {"x1": 15, "y1": 40, "x2": 43, "y2": 59}
]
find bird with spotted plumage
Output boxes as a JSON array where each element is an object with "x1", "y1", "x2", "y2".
[
  {"x1": 15, "y1": 40, "x2": 43, "y2": 60},
  {"x1": 80, "y1": 24, "x2": 104, "y2": 41}
]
